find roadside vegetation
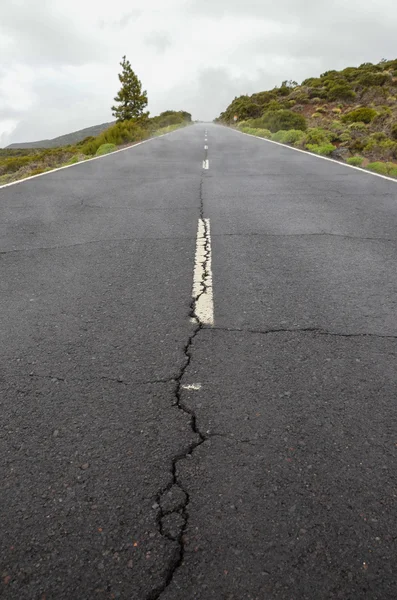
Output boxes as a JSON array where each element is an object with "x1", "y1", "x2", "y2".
[
  {"x1": 216, "y1": 58, "x2": 397, "y2": 178},
  {"x1": 0, "y1": 56, "x2": 191, "y2": 185}
]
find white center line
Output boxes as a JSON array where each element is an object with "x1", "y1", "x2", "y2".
[
  {"x1": 202, "y1": 159, "x2": 209, "y2": 170},
  {"x1": 204, "y1": 145, "x2": 208, "y2": 150},
  {"x1": 192, "y1": 218, "x2": 214, "y2": 326}
]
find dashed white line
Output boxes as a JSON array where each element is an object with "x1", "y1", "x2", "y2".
[
  {"x1": 202, "y1": 160, "x2": 209, "y2": 170},
  {"x1": 204, "y1": 145, "x2": 208, "y2": 150},
  {"x1": 192, "y1": 218, "x2": 214, "y2": 326}
]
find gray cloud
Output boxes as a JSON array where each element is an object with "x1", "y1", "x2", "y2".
[
  {"x1": 99, "y1": 10, "x2": 143, "y2": 30},
  {"x1": 0, "y1": 0, "x2": 103, "y2": 66},
  {"x1": 1, "y1": 0, "x2": 396, "y2": 146},
  {"x1": 144, "y1": 32, "x2": 172, "y2": 53}
]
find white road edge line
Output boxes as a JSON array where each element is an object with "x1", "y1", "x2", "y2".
[
  {"x1": 0, "y1": 130, "x2": 178, "y2": 190},
  {"x1": 232, "y1": 128, "x2": 397, "y2": 184},
  {"x1": 192, "y1": 218, "x2": 214, "y2": 326}
]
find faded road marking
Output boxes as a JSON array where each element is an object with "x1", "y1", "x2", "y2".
[{"x1": 182, "y1": 383, "x2": 202, "y2": 391}]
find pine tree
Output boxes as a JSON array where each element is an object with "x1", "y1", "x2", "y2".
[{"x1": 111, "y1": 56, "x2": 148, "y2": 122}]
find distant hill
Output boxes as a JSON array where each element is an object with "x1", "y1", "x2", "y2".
[{"x1": 7, "y1": 121, "x2": 115, "y2": 149}]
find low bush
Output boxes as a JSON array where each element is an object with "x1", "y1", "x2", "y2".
[
  {"x1": 305, "y1": 143, "x2": 336, "y2": 156},
  {"x1": 302, "y1": 127, "x2": 332, "y2": 145},
  {"x1": 349, "y1": 138, "x2": 367, "y2": 153},
  {"x1": 339, "y1": 132, "x2": 352, "y2": 143},
  {"x1": 64, "y1": 155, "x2": 82, "y2": 165},
  {"x1": 366, "y1": 162, "x2": 389, "y2": 174},
  {"x1": 347, "y1": 156, "x2": 364, "y2": 166},
  {"x1": 341, "y1": 107, "x2": 378, "y2": 124},
  {"x1": 255, "y1": 129, "x2": 272, "y2": 138},
  {"x1": 348, "y1": 122, "x2": 368, "y2": 131},
  {"x1": 272, "y1": 129, "x2": 305, "y2": 144},
  {"x1": 243, "y1": 117, "x2": 270, "y2": 129},
  {"x1": 327, "y1": 84, "x2": 356, "y2": 101},
  {"x1": 288, "y1": 90, "x2": 309, "y2": 103},
  {"x1": 0, "y1": 155, "x2": 33, "y2": 175},
  {"x1": 260, "y1": 109, "x2": 307, "y2": 133},
  {"x1": 364, "y1": 137, "x2": 397, "y2": 159},
  {"x1": 391, "y1": 123, "x2": 397, "y2": 140},
  {"x1": 95, "y1": 144, "x2": 117, "y2": 156},
  {"x1": 356, "y1": 72, "x2": 390, "y2": 87},
  {"x1": 388, "y1": 166, "x2": 397, "y2": 177}
]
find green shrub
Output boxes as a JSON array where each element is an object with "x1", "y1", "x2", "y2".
[
  {"x1": 312, "y1": 112, "x2": 322, "y2": 119},
  {"x1": 366, "y1": 162, "x2": 389, "y2": 174},
  {"x1": 245, "y1": 117, "x2": 271, "y2": 129},
  {"x1": 371, "y1": 132, "x2": 388, "y2": 142},
  {"x1": 349, "y1": 139, "x2": 367, "y2": 153},
  {"x1": 385, "y1": 163, "x2": 397, "y2": 176},
  {"x1": 272, "y1": 130, "x2": 287, "y2": 142},
  {"x1": 289, "y1": 90, "x2": 309, "y2": 103},
  {"x1": 391, "y1": 123, "x2": 397, "y2": 140},
  {"x1": 260, "y1": 109, "x2": 307, "y2": 133},
  {"x1": 305, "y1": 143, "x2": 336, "y2": 156},
  {"x1": 303, "y1": 127, "x2": 332, "y2": 145},
  {"x1": 356, "y1": 72, "x2": 390, "y2": 87},
  {"x1": 255, "y1": 129, "x2": 272, "y2": 138},
  {"x1": 341, "y1": 107, "x2": 377, "y2": 124},
  {"x1": 0, "y1": 155, "x2": 33, "y2": 175},
  {"x1": 327, "y1": 84, "x2": 356, "y2": 101},
  {"x1": 347, "y1": 156, "x2": 364, "y2": 166},
  {"x1": 302, "y1": 77, "x2": 322, "y2": 87},
  {"x1": 364, "y1": 137, "x2": 397, "y2": 159},
  {"x1": 272, "y1": 129, "x2": 305, "y2": 144},
  {"x1": 64, "y1": 155, "x2": 81, "y2": 165},
  {"x1": 330, "y1": 120, "x2": 343, "y2": 131},
  {"x1": 339, "y1": 132, "x2": 352, "y2": 143},
  {"x1": 95, "y1": 143, "x2": 116, "y2": 156},
  {"x1": 348, "y1": 122, "x2": 367, "y2": 131}
]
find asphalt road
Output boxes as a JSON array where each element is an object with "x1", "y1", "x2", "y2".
[{"x1": 1, "y1": 124, "x2": 397, "y2": 599}]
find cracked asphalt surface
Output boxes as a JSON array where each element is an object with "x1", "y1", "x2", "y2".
[{"x1": 1, "y1": 124, "x2": 397, "y2": 599}]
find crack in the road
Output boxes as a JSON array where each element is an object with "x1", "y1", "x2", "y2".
[
  {"x1": 10, "y1": 372, "x2": 177, "y2": 387},
  {"x1": 147, "y1": 178, "x2": 210, "y2": 600},
  {"x1": 209, "y1": 325, "x2": 397, "y2": 340},
  {"x1": 0, "y1": 236, "x2": 195, "y2": 255},
  {"x1": 211, "y1": 232, "x2": 397, "y2": 242}
]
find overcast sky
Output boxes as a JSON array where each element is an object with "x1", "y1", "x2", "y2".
[{"x1": 1, "y1": 0, "x2": 396, "y2": 146}]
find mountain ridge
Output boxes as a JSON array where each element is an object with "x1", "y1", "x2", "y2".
[{"x1": 7, "y1": 121, "x2": 115, "y2": 149}]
